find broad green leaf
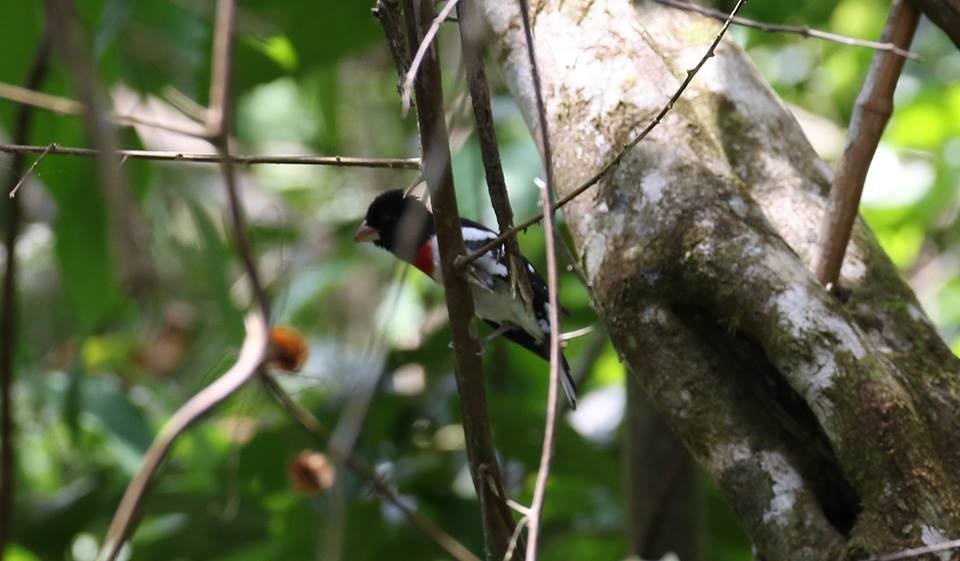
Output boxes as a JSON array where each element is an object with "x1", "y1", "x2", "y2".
[
  {"x1": 186, "y1": 200, "x2": 244, "y2": 343},
  {"x1": 81, "y1": 376, "x2": 155, "y2": 464}
]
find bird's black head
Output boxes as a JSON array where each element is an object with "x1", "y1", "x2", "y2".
[{"x1": 353, "y1": 189, "x2": 433, "y2": 260}]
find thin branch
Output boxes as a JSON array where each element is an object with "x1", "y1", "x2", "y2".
[
  {"x1": 373, "y1": 0, "x2": 412, "y2": 83},
  {"x1": 503, "y1": 517, "x2": 529, "y2": 561},
  {"x1": 515, "y1": 3, "x2": 561, "y2": 558},
  {"x1": 260, "y1": 376, "x2": 482, "y2": 561},
  {"x1": 96, "y1": 313, "x2": 269, "y2": 561},
  {"x1": 8, "y1": 143, "x2": 55, "y2": 198},
  {"x1": 402, "y1": 0, "x2": 518, "y2": 557},
  {"x1": 556, "y1": 229, "x2": 590, "y2": 290},
  {"x1": 0, "y1": 81, "x2": 208, "y2": 137},
  {"x1": 460, "y1": 0, "x2": 748, "y2": 267},
  {"x1": 0, "y1": 30, "x2": 51, "y2": 559},
  {"x1": 813, "y1": 0, "x2": 919, "y2": 288},
  {"x1": 204, "y1": 0, "x2": 270, "y2": 320},
  {"x1": 654, "y1": 0, "x2": 917, "y2": 59},
  {"x1": 162, "y1": 86, "x2": 209, "y2": 123},
  {"x1": 399, "y1": 0, "x2": 462, "y2": 115},
  {"x1": 559, "y1": 325, "x2": 594, "y2": 342},
  {"x1": 0, "y1": 81, "x2": 82, "y2": 113},
  {"x1": 205, "y1": 0, "x2": 236, "y2": 139},
  {"x1": 455, "y1": 0, "x2": 537, "y2": 317},
  {"x1": 0, "y1": 143, "x2": 420, "y2": 169},
  {"x1": 869, "y1": 538, "x2": 960, "y2": 561}
]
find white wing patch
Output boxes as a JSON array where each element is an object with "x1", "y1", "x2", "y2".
[
  {"x1": 463, "y1": 229, "x2": 509, "y2": 291},
  {"x1": 462, "y1": 228, "x2": 497, "y2": 242},
  {"x1": 473, "y1": 253, "x2": 508, "y2": 278},
  {"x1": 538, "y1": 303, "x2": 552, "y2": 333}
]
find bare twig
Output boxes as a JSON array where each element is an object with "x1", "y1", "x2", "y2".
[
  {"x1": 373, "y1": 0, "x2": 412, "y2": 82},
  {"x1": 0, "y1": 143, "x2": 420, "y2": 169},
  {"x1": 461, "y1": 0, "x2": 748, "y2": 267},
  {"x1": 205, "y1": 0, "x2": 237, "y2": 139},
  {"x1": 162, "y1": 86, "x2": 209, "y2": 123},
  {"x1": 515, "y1": 4, "x2": 561, "y2": 558},
  {"x1": 556, "y1": 228, "x2": 590, "y2": 289},
  {"x1": 654, "y1": 0, "x2": 917, "y2": 59},
  {"x1": 0, "y1": 30, "x2": 51, "y2": 559},
  {"x1": 401, "y1": 0, "x2": 518, "y2": 557},
  {"x1": 813, "y1": 0, "x2": 919, "y2": 288},
  {"x1": 205, "y1": 0, "x2": 271, "y2": 319},
  {"x1": 7, "y1": 142, "x2": 57, "y2": 199},
  {"x1": 559, "y1": 325, "x2": 594, "y2": 343},
  {"x1": 97, "y1": 313, "x2": 269, "y2": 561},
  {"x1": 456, "y1": 0, "x2": 537, "y2": 316},
  {"x1": 504, "y1": 517, "x2": 529, "y2": 561},
  {"x1": 8, "y1": 143, "x2": 55, "y2": 198},
  {"x1": 868, "y1": 538, "x2": 960, "y2": 561},
  {"x1": 400, "y1": 0, "x2": 462, "y2": 115},
  {"x1": 0, "y1": 81, "x2": 82, "y2": 113},
  {"x1": 260, "y1": 376, "x2": 482, "y2": 561},
  {"x1": 0, "y1": 81, "x2": 207, "y2": 137}
]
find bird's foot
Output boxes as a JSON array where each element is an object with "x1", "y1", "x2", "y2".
[{"x1": 476, "y1": 323, "x2": 513, "y2": 356}]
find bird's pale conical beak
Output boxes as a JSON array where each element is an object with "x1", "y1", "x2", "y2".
[{"x1": 353, "y1": 221, "x2": 380, "y2": 243}]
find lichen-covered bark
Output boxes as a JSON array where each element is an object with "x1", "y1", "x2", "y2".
[{"x1": 478, "y1": 0, "x2": 960, "y2": 558}]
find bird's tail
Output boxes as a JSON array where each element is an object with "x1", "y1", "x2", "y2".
[
  {"x1": 559, "y1": 354, "x2": 578, "y2": 410},
  {"x1": 487, "y1": 320, "x2": 578, "y2": 409}
]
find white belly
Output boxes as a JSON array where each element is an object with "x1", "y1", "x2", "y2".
[{"x1": 470, "y1": 285, "x2": 544, "y2": 343}]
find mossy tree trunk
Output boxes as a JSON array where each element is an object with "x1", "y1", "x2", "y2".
[{"x1": 477, "y1": 1, "x2": 960, "y2": 559}]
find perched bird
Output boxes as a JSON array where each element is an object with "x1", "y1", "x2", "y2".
[{"x1": 354, "y1": 189, "x2": 577, "y2": 409}]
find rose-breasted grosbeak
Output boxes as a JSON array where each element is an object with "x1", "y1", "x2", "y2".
[{"x1": 354, "y1": 189, "x2": 577, "y2": 409}]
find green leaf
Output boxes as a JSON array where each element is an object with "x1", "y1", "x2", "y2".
[
  {"x1": 0, "y1": 2, "x2": 43, "y2": 128},
  {"x1": 187, "y1": 200, "x2": 244, "y2": 343},
  {"x1": 41, "y1": 156, "x2": 129, "y2": 332},
  {"x1": 3, "y1": 543, "x2": 41, "y2": 561},
  {"x1": 81, "y1": 375, "x2": 155, "y2": 472}
]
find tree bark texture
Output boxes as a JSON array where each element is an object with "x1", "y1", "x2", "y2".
[{"x1": 477, "y1": 1, "x2": 960, "y2": 559}]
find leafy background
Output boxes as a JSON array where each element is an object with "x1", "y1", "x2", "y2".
[{"x1": 0, "y1": 1, "x2": 957, "y2": 560}]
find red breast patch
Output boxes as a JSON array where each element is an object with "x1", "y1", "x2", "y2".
[{"x1": 413, "y1": 241, "x2": 436, "y2": 279}]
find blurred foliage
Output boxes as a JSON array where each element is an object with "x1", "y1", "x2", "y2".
[{"x1": 0, "y1": 0, "x2": 957, "y2": 560}]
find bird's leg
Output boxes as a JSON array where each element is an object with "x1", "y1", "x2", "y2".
[{"x1": 476, "y1": 323, "x2": 513, "y2": 355}]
